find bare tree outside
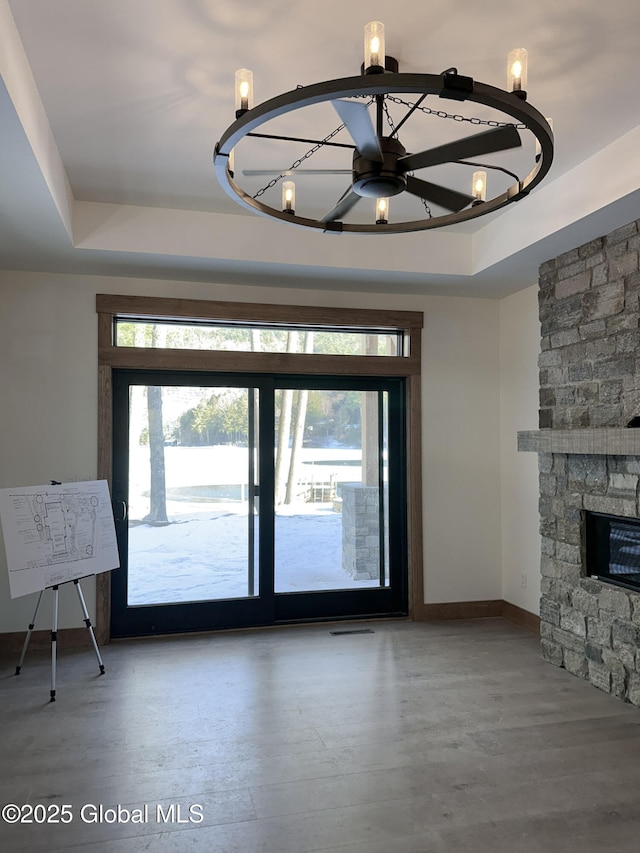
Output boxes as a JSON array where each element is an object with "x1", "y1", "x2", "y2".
[
  {"x1": 274, "y1": 331, "x2": 298, "y2": 504},
  {"x1": 285, "y1": 332, "x2": 314, "y2": 503},
  {"x1": 145, "y1": 324, "x2": 169, "y2": 525}
]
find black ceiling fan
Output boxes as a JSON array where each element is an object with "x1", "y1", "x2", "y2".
[
  {"x1": 243, "y1": 96, "x2": 522, "y2": 223},
  {"x1": 319, "y1": 97, "x2": 521, "y2": 223}
]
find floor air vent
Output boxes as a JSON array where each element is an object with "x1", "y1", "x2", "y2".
[{"x1": 329, "y1": 628, "x2": 375, "y2": 636}]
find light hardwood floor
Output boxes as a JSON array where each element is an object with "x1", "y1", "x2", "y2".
[{"x1": 2, "y1": 618, "x2": 640, "y2": 852}]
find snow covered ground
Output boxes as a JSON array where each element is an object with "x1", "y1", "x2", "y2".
[{"x1": 126, "y1": 445, "x2": 379, "y2": 605}]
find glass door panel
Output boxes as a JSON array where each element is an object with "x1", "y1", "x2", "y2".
[
  {"x1": 125, "y1": 384, "x2": 258, "y2": 605},
  {"x1": 273, "y1": 387, "x2": 389, "y2": 594},
  {"x1": 111, "y1": 372, "x2": 268, "y2": 637}
]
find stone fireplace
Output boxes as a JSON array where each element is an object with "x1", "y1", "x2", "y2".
[{"x1": 519, "y1": 217, "x2": 640, "y2": 704}]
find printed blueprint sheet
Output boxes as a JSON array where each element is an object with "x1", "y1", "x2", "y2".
[{"x1": 0, "y1": 480, "x2": 119, "y2": 598}]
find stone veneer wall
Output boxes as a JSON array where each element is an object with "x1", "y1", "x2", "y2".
[
  {"x1": 537, "y1": 218, "x2": 640, "y2": 704},
  {"x1": 538, "y1": 219, "x2": 640, "y2": 429},
  {"x1": 341, "y1": 484, "x2": 381, "y2": 580}
]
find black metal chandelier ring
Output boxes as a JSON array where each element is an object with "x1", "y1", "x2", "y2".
[{"x1": 213, "y1": 72, "x2": 554, "y2": 234}]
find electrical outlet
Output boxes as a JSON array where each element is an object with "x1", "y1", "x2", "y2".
[{"x1": 520, "y1": 571, "x2": 527, "y2": 589}]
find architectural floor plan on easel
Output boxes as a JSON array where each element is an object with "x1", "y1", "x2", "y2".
[{"x1": 0, "y1": 480, "x2": 119, "y2": 599}]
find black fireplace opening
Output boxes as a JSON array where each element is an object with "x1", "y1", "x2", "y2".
[{"x1": 585, "y1": 511, "x2": 640, "y2": 592}]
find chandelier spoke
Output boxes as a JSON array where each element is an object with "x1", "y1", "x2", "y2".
[
  {"x1": 389, "y1": 93, "x2": 429, "y2": 139},
  {"x1": 246, "y1": 132, "x2": 354, "y2": 150},
  {"x1": 243, "y1": 169, "x2": 352, "y2": 177}
]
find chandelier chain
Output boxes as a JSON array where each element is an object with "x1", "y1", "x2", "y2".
[
  {"x1": 383, "y1": 94, "x2": 527, "y2": 130},
  {"x1": 382, "y1": 100, "x2": 396, "y2": 134},
  {"x1": 253, "y1": 123, "x2": 347, "y2": 198}
]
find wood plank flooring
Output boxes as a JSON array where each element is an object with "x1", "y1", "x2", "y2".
[{"x1": 1, "y1": 618, "x2": 640, "y2": 852}]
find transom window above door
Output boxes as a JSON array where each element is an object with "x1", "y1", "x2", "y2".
[{"x1": 115, "y1": 319, "x2": 404, "y2": 357}]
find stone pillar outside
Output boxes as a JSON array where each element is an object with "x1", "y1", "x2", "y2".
[{"x1": 341, "y1": 483, "x2": 380, "y2": 580}]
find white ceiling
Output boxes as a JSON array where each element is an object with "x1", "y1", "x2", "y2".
[{"x1": 2, "y1": 0, "x2": 640, "y2": 297}]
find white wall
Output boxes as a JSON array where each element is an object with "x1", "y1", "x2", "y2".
[
  {"x1": 499, "y1": 284, "x2": 541, "y2": 614},
  {"x1": 0, "y1": 269, "x2": 510, "y2": 633},
  {"x1": 421, "y1": 296, "x2": 502, "y2": 602},
  {"x1": 0, "y1": 275, "x2": 99, "y2": 631}
]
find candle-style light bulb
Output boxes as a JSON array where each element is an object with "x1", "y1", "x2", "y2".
[
  {"x1": 472, "y1": 171, "x2": 487, "y2": 205},
  {"x1": 364, "y1": 22, "x2": 385, "y2": 74},
  {"x1": 375, "y1": 197, "x2": 389, "y2": 224},
  {"x1": 507, "y1": 49, "x2": 528, "y2": 100},
  {"x1": 228, "y1": 148, "x2": 235, "y2": 179},
  {"x1": 235, "y1": 68, "x2": 253, "y2": 117},
  {"x1": 282, "y1": 180, "x2": 296, "y2": 215}
]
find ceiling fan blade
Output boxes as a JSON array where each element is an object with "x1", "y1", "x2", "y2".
[
  {"x1": 398, "y1": 125, "x2": 521, "y2": 172},
  {"x1": 321, "y1": 186, "x2": 362, "y2": 222},
  {"x1": 405, "y1": 175, "x2": 474, "y2": 213},
  {"x1": 332, "y1": 100, "x2": 383, "y2": 163},
  {"x1": 242, "y1": 169, "x2": 352, "y2": 176}
]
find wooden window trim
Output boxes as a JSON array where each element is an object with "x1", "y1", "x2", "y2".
[
  {"x1": 96, "y1": 294, "x2": 424, "y2": 642},
  {"x1": 96, "y1": 293, "x2": 424, "y2": 331}
]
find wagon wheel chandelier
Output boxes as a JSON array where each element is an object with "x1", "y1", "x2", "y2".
[{"x1": 213, "y1": 22, "x2": 554, "y2": 234}]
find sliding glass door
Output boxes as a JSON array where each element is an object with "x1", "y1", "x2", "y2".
[{"x1": 111, "y1": 371, "x2": 406, "y2": 636}]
